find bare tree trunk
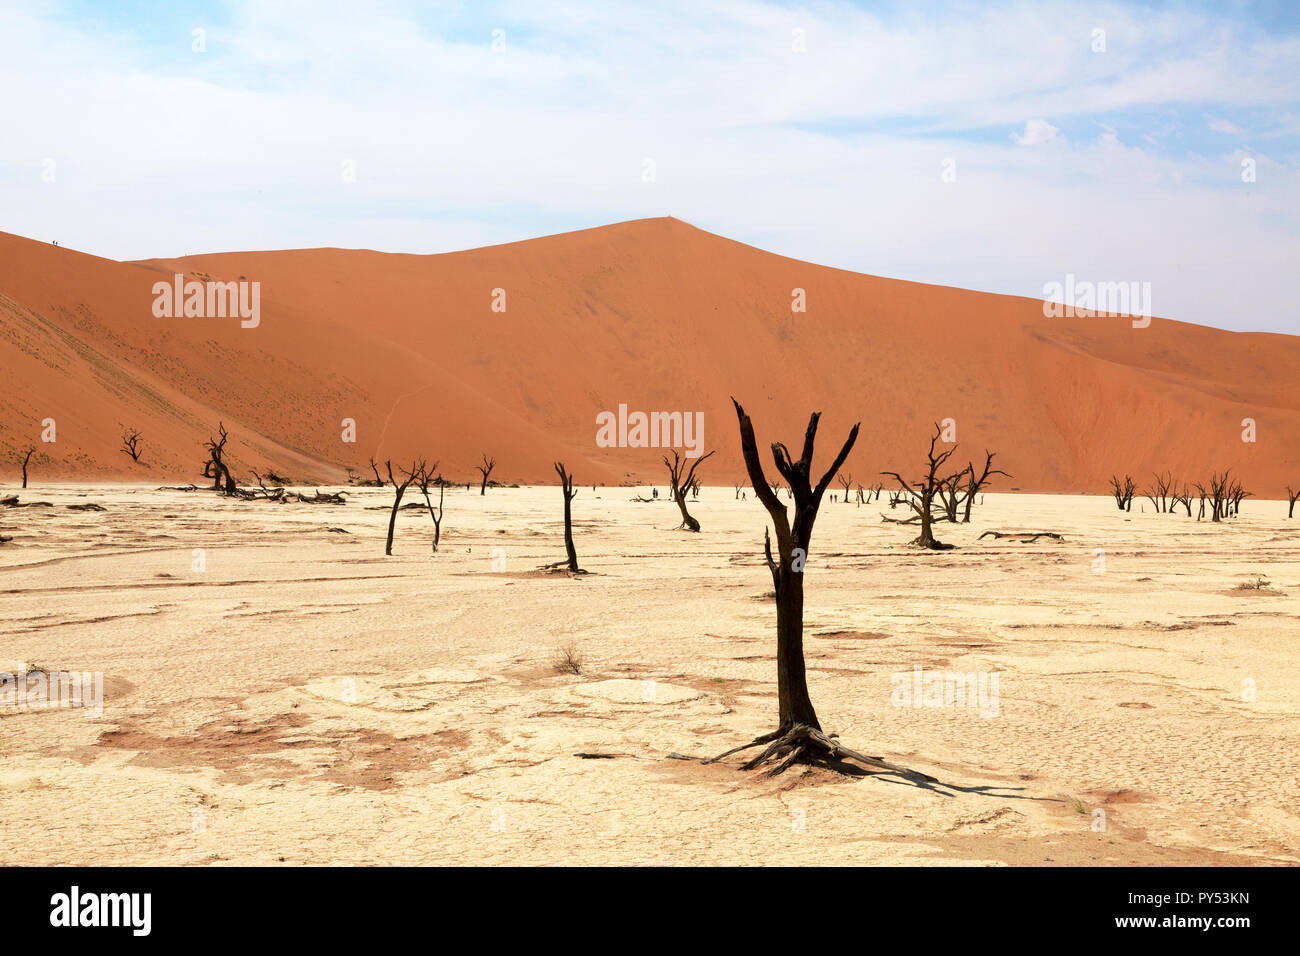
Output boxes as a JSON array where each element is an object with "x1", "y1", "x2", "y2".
[
  {"x1": 553, "y1": 462, "x2": 580, "y2": 572},
  {"x1": 20, "y1": 447, "x2": 34, "y2": 488},
  {"x1": 663, "y1": 450, "x2": 715, "y2": 532},
  {"x1": 477, "y1": 454, "x2": 496, "y2": 496},
  {"x1": 384, "y1": 460, "x2": 420, "y2": 555}
]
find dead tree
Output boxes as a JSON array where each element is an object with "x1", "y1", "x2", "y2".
[
  {"x1": 936, "y1": 468, "x2": 968, "y2": 523},
  {"x1": 383, "y1": 459, "x2": 421, "y2": 555},
  {"x1": 1195, "y1": 471, "x2": 1231, "y2": 522},
  {"x1": 121, "y1": 428, "x2": 143, "y2": 463},
  {"x1": 734, "y1": 480, "x2": 743, "y2": 500},
  {"x1": 1227, "y1": 478, "x2": 1250, "y2": 517},
  {"x1": 882, "y1": 424, "x2": 960, "y2": 550},
  {"x1": 704, "y1": 399, "x2": 933, "y2": 781},
  {"x1": 837, "y1": 472, "x2": 853, "y2": 504},
  {"x1": 1143, "y1": 471, "x2": 1174, "y2": 513},
  {"x1": 20, "y1": 447, "x2": 34, "y2": 488},
  {"x1": 1109, "y1": 474, "x2": 1136, "y2": 512},
  {"x1": 368, "y1": 456, "x2": 385, "y2": 487},
  {"x1": 476, "y1": 454, "x2": 496, "y2": 496},
  {"x1": 962, "y1": 452, "x2": 1009, "y2": 522},
  {"x1": 202, "y1": 423, "x2": 238, "y2": 494},
  {"x1": 1171, "y1": 485, "x2": 1193, "y2": 517},
  {"x1": 544, "y1": 462, "x2": 583, "y2": 573},
  {"x1": 1288, "y1": 487, "x2": 1300, "y2": 518},
  {"x1": 415, "y1": 462, "x2": 445, "y2": 551},
  {"x1": 663, "y1": 449, "x2": 715, "y2": 532}
]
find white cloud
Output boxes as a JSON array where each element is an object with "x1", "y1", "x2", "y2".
[
  {"x1": 1013, "y1": 119, "x2": 1063, "y2": 146},
  {"x1": 1208, "y1": 117, "x2": 1245, "y2": 135}
]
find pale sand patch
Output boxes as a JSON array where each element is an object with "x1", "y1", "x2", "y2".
[{"x1": 0, "y1": 484, "x2": 1297, "y2": 865}]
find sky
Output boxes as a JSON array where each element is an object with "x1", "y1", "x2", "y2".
[{"x1": 1, "y1": 0, "x2": 1297, "y2": 333}]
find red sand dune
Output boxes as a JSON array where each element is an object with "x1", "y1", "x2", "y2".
[{"x1": 1, "y1": 216, "x2": 1297, "y2": 494}]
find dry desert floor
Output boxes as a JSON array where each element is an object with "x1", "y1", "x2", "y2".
[{"x1": 1, "y1": 483, "x2": 1297, "y2": 865}]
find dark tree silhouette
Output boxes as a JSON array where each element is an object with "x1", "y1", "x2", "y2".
[
  {"x1": 1288, "y1": 486, "x2": 1300, "y2": 519},
  {"x1": 368, "y1": 456, "x2": 385, "y2": 487},
  {"x1": 545, "y1": 462, "x2": 582, "y2": 573},
  {"x1": 837, "y1": 472, "x2": 853, "y2": 503},
  {"x1": 383, "y1": 459, "x2": 421, "y2": 555},
  {"x1": 936, "y1": 468, "x2": 968, "y2": 523},
  {"x1": 663, "y1": 449, "x2": 715, "y2": 532},
  {"x1": 476, "y1": 454, "x2": 496, "y2": 496},
  {"x1": 962, "y1": 452, "x2": 1009, "y2": 522},
  {"x1": 20, "y1": 447, "x2": 34, "y2": 489},
  {"x1": 121, "y1": 428, "x2": 144, "y2": 463},
  {"x1": 1109, "y1": 474, "x2": 1136, "y2": 512},
  {"x1": 704, "y1": 398, "x2": 934, "y2": 780},
  {"x1": 415, "y1": 462, "x2": 445, "y2": 551},
  {"x1": 202, "y1": 423, "x2": 237, "y2": 494},
  {"x1": 1143, "y1": 471, "x2": 1175, "y2": 513},
  {"x1": 882, "y1": 424, "x2": 959, "y2": 550},
  {"x1": 1195, "y1": 471, "x2": 1231, "y2": 522}
]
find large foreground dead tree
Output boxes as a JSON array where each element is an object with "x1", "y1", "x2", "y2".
[
  {"x1": 383, "y1": 459, "x2": 421, "y2": 555},
  {"x1": 476, "y1": 454, "x2": 496, "y2": 496},
  {"x1": 544, "y1": 462, "x2": 583, "y2": 573},
  {"x1": 881, "y1": 424, "x2": 959, "y2": 550},
  {"x1": 663, "y1": 449, "x2": 715, "y2": 531},
  {"x1": 704, "y1": 399, "x2": 934, "y2": 780}
]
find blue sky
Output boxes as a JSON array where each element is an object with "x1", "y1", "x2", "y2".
[{"x1": 2, "y1": 0, "x2": 1297, "y2": 332}]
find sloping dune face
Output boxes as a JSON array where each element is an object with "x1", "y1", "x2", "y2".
[{"x1": 0, "y1": 217, "x2": 1296, "y2": 491}]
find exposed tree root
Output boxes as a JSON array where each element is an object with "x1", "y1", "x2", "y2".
[
  {"x1": 704, "y1": 724, "x2": 937, "y2": 781},
  {"x1": 979, "y1": 530, "x2": 1064, "y2": 543}
]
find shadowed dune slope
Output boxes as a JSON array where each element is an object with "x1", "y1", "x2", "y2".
[{"x1": 1, "y1": 217, "x2": 1296, "y2": 492}]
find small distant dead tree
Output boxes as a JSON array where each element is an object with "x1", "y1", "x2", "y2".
[
  {"x1": 962, "y1": 452, "x2": 1009, "y2": 522},
  {"x1": 1143, "y1": 471, "x2": 1174, "y2": 513},
  {"x1": 369, "y1": 456, "x2": 385, "y2": 487},
  {"x1": 1287, "y1": 486, "x2": 1300, "y2": 518},
  {"x1": 1227, "y1": 477, "x2": 1250, "y2": 517},
  {"x1": 855, "y1": 484, "x2": 865, "y2": 505},
  {"x1": 663, "y1": 449, "x2": 715, "y2": 532},
  {"x1": 1195, "y1": 471, "x2": 1231, "y2": 522},
  {"x1": 1171, "y1": 484, "x2": 1193, "y2": 517},
  {"x1": 704, "y1": 399, "x2": 933, "y2": 781},
  {"x1": 734, "y1": 479, "x2": 743, "y2": 500},
  {"x1": 20, "y1": 447, "x2": 34, "y2": 488},
  {"x1": 882, "y1": 424, "x2": 959, "y2": 550},
  {"x1": 476, "y1": 454, "x2": 496, "y2": 496},
  {"x1": 121, "y1": 428, "x2": 143, "y2": 463},
  {"x1": 545, "y1": 462, "x2": 582, "y2": 573},
  {"x1": 202, "y1": 423, "x2": 238, "y2": 494},
  {"x1": 1109, "y1": 474, "x2": 1136, "y2": 512},
  {"x1": 837, "y1": 472, "x2": 853, "y2": 503},
  {"x1": 415, "y1": 461, "x2": 445, "y2": 551},
  {"x1": 383, "y1": 459, "x2": 421, "y2": 555}
]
